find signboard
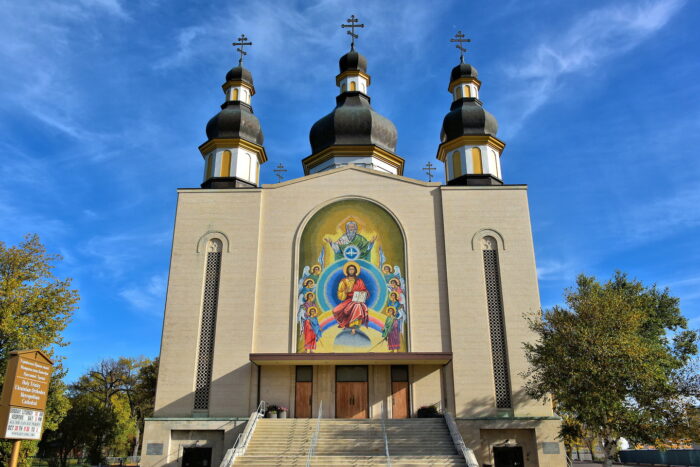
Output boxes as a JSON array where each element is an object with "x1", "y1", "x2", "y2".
[
  {"x1": 3, "y1": 408, "x2": 44, "y2": 440},
  {"x1": 0, "y1": 350, "x2": 53, "y2": 441}
]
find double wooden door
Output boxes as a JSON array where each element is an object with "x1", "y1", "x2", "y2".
[{"x1": 335, "y1": 381, "x2": 368, "y2": 418}]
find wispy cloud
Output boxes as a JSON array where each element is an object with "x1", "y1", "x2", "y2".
[
  {"x1": 502, "y1": 0, "x2": 685, "y2": 136},
  {"x1": 120, "y1": 273, "x2": 167, "y2": 314},
  {"x1": 536, "y1": 258, "x2": 579, "y2": 282},
  {"x1": 624, "y1": 187, "x2": 700, "y2": 243},
  {"x1": 84, "y1": 231, "x2": 171, "y2": 277}
]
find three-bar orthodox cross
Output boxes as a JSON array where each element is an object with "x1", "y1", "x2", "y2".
[
  {"x1": 423, "y1": 161, "x2": 436, "y2": 182},
  {"x1": 232, "y1": 34, "x2": 252, "y2": 66},
  {"x1": 450, "y1": 31, "x2": 471, "y2": 63},
  {"x1": 341, "y1": 15, "x2": 364, "y2": 50},
  {"x1": 273, "y1": 163, "x2": 287, "y2": 182}
]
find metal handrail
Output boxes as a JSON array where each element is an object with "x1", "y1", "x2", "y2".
[
  {"x1": 221, "y1": 400, "x2": 266, "y2": 467},
  {"x1": 444, "y1": 412, "x2": 479, "y2": 467},
  {"x1": 305, "y1": 400, "x2": 323, "y2": 467},
  {"x1": 381, "y1": 405, "x2": 391, "y2": 467}
]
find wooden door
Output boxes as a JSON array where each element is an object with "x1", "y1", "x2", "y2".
[
  {"x1": 295, "y1": 382, "x2": 312, "y2": 418},
  {"x1": 335, "y1": 382, "x2": 368, "y2": 418},
  {"x1": 391, "y1": 381, "x2": 409, "y2": 418}
]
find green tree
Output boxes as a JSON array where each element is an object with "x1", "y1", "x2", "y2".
[
  {"x1": 0, "y1": 234, "x2": 78, "y2": 466},
  {"x1": 524, "y1": 272, "x2": 699, "y2": 467}
]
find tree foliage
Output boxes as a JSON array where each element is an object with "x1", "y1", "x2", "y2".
[
  {"x1": 42, "y1": 357, "x2": 158, "y2": 465},
  {"x1": 524, "y1": 272, "x2": 699, "y2": 467},
  {"x1": 0, "y1": 235, "x2": 77, "y2": 466}
]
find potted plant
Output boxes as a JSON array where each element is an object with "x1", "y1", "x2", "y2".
[
  {"x1": 266, "y1": 404, "x2": 278, "y2": 418},
  {"x1": 278, "y1": 406, "x2": 288, "y2": 419}
]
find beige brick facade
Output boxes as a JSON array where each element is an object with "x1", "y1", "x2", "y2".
[{"x1": 142, "y1": 166, "x2": 564, "y2": 466}]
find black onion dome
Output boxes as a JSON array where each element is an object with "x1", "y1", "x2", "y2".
[
  {"x1": 309, "y1": 93, "x2": 397, "y2": 154},
  {"x1": 441, "y1": 99, "x2": 498, "y2": 141},
  {"x1": 339, "y1": 50, "x2": 367, "y2": 74},
  {"x1": 225, "y1": 65, "x2": 253, "y2": 86},
  {"x1": 206, "y1": 102, "x2": 264, "y2": 145},
  {"x1": 450, "y1": 62, "x2": 478, "y2": 83}
]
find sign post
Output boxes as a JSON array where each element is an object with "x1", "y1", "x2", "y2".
[{"x1": 0, "y1": 350, "x2": 53, "y2": 467}]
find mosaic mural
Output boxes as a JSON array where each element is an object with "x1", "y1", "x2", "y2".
[{"x1": 296, "y1": 199, "x2": 408, "y2": 353}]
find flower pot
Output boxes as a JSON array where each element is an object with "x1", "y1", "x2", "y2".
[
  {"x1": 279, "y1": 411, "x2": 287, "y2": 419},
  {"x1": 267, "y1": 411, "x2": 278, "y2": 418}
]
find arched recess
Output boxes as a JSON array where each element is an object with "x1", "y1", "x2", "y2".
[
  {"x1": 471, "y1": 148, "x2": 483, "y2": 174},
  {"x1": 232, "y1": 88, "x2": 239, "y2": 101},
  {"x1": 451, "y1": 151, "x2": 462, "y2": 178},
  {"x1": 196, "y1": 230, "x2": 231, "y2": 253},
  {"x1": 293, "y1": 197, "x2": 410, "y2": 354},
  {"x1": 471, "y1": 228, "x2": 506, "y2": 251},
  {"x1": 349, "y1": 81, "x2": 357, "y2": 91},
  {"x1": 221, "y1": 150, "x2": 232, "y2": 177}
]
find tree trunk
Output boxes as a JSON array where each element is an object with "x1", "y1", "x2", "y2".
[
  {"x1": 132, "y1": 426, "x2": 140, "y2": 458},
  {"x1": 602, "y1": 439, "x2": 616, "y2": 467}
]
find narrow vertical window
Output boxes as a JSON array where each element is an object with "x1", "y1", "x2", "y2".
[
  {"x1": 232, "y1": 88, "x2": 239, "y2": 101},
  {"x1": 481, "y1": 236, "x2": 512, "y2": 409},
  {"x1": 349, "y1": 81, "x2": 356, "y2": 91},
  {"x1": 471, "y1": 148, "x2": 483, "y2": 174},
  {"x1": 341, "y1": 83, "x2": 347, "y2": 93},
  {"x1": 221, "y1": 150, "x2": 232, "y2": 177},
  {"x1": 463, "y1": 85, "x2": 471, "y2": 97},
  {"x1": 194, "y1": 239, "x2": 223, "y2": 410},
  {"x1": 451, "y1": 151, "x2": 462, "y2": 178},
  {"x1": 456, "y1": 86, "x2": 463, "y2": 99}
]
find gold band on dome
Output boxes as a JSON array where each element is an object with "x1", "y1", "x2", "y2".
[
  {"x1": 222, "y1": 80, "x2": 256, "y2": 96},
  {"x1": 448, "y1": 77, "x2": 481, "y2": 93},
  {"x1": 302, "y1": 145, "x2": 405, "y2": 175},
  {"x1": 198, "y1": 138, "x2": 268, "y2": 164},
  {"x1": 436, "y1": 135, "x2": 506, "y2": 162},
  {"x1": 335, "y1": 71, "x2": 372, "y2": 87}
]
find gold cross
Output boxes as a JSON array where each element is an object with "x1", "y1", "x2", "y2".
[
  {"x1": 341, "y1": 15, "x2": 365, "y2": 50},
  {"x1": 450, "y1": 31, "x2": 471, "y2": 63},
  {"x1": 232, "y1": 34, "x2": 252, "y2": 66}
]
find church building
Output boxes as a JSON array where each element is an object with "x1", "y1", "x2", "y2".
[{"x1": 142, "y1": 22, "x2": 564, "y2": 467}]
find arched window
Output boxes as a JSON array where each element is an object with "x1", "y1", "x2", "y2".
[
  {"x1": 232, "y1": 88, "x2": 239, "y2": 101},
  {"x1": 221, "y1": 150, "x2": 232, "y2": 177},
  {"x1": 481, "y1": 236, "x2": 512, "y2": 409},
  {"x1": 349, "y1": 81, "x2": 356, "y2": 91},
  {"x1": 464, "y1": 85, "x2": 471, "y2": 98},
  {"x1": 455, "y1": 86, "x2": 462, "y2": 99},
  {"x1": 341, "y1": 83, "x2": 347, "y2": 93},
  {"x1": 451, "y1": 151, "x2": 462, "y2": 178},
  {"x1": 194, "y1": 238, "x2": 223, "y2": 410},
  {"x1": 471, "y1": 148, "x2": 483, "y2": 174},
  {"x1": 360, "y1": 83, "x2": 366, "y2": 93},
  {"x1": 247, "y1": 153, "x2": 255, "y2": 182}
]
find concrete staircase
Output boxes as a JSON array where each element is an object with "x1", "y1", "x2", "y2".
[{"x1": 234, "y1": 418, "x2": 467, "y2": 466}]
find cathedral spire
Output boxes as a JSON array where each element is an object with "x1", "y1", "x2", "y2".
[
  {"x1": 198, "y1": 35, "x2": 267, "y2": 189},
  {"x1": 436, "y1": 34, "x2": 505, "y2": 186}
]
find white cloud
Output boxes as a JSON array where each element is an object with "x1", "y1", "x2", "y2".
[
  {"x1": 502, "y1": 0, "x2": 685, "y2": 136},
  {"x1": 84, "y1": 231, "x2": 171, "y2": 277},
  {"x1": 624, "y1": 187, "x2": 700, "y2": 242},
  {"x1": 120, "y1": 273, "x2": 167, "y2": 314},
  {"x1": 536, "y1": 258, "x2": 578, "y2": 281}
]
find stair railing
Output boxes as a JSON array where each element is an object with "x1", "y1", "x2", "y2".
[
  {"x1": 220, "y1": 400, "x2": 266, "y2": 467},
  {"x1": 444, "y1": 412, "x2": 479, "y2": 467},
  {"x1": 305, "y1": 400, "x2": 323, "y2": 467},
  {"x1": 381, "y1": 402, "x2": 391, "y2": 467}
]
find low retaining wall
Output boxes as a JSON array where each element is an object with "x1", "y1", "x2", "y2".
[{"x1": 619, "y1": 449, "x2": 700, "y2": 466}]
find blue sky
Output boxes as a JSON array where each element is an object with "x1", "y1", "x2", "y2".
[{"x1": 1, "y1": 0, "x2": 699, "y2": 381}]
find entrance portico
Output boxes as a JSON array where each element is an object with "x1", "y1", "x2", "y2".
[{"x1": 251, "y1": 352, "x2": 452, "y2": 419}]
